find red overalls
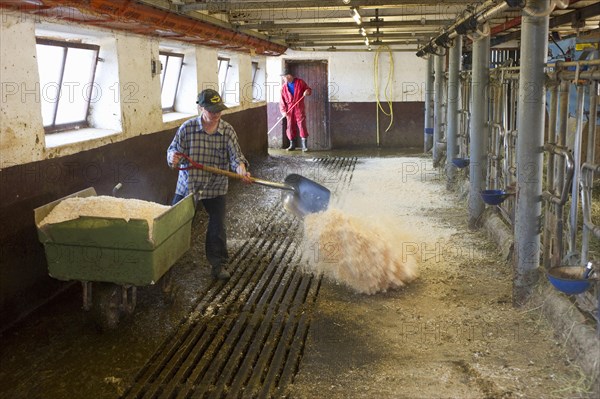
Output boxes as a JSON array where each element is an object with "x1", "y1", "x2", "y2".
[{"x1": 279, "y1": 78, "x2": 311, "y2": 140}]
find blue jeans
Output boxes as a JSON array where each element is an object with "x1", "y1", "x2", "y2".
[{"x1": 172, "y1": 194, "x2": 228, "y2": 269}]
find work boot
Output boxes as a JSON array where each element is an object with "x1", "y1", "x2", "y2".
[
  {"x1": 211, "y1": 264, "x2": 231, "y2": 281},
  {"x1": 301, "y1": 138, "x2": 308, "y2": 152},
  {"x1": 286, "y1": 141, "x2": 295, "y2": 151}
]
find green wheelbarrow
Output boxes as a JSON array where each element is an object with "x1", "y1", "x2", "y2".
[{"x1": 34, "y1": 187, "x2": 195, "y2": 330}]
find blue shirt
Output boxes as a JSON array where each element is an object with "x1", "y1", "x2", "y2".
[
  {"x1": 167, "y1": 116, "x2": 248, "y2": 199},
  {"x1": 287, "y1": 80, "x2": 295, "y2": 95}
]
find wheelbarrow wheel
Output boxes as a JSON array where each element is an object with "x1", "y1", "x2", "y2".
[
  {"x1": 159, "y1": 268, "x2": 175, "y2": 303},
  {"x1": 120, "y1": 286, "x2": 137, "y2": 316},
  {"x1": 92, "y1": 282, "x2": 121, "y2": 330}
]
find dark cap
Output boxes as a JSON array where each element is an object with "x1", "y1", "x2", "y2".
[
  {"x1": 196, "y1": 89, "x2": 228, "y2": 113},
  {"x1": 280, "y1": 68, "x2": 293, "y2": 76}
]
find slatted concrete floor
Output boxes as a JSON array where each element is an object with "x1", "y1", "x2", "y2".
[{"x1": 122, "y1": 157, "x2": 357, "y2": 399}]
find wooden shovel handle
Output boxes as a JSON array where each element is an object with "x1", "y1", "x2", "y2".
[
  {"x1": 174, "y1": 152, "x2": 292, "y2": 191},
  {"x1": 175, "y1": 152, "x2": 250, "y2": 180}
]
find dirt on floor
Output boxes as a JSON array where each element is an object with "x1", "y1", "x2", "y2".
[
  {"x1": 0, "y1": 151, "x2": 596, "y2": 399},
  {"x1": 287, "y1": 155, "x2": 596, "y2": 399}
]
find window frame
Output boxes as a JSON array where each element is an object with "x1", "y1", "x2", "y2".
[
  {"x1": 217, "y1": 56, "x2": 231, "y2": 97},
  {"x1": 159, "y1": 50, "x2": 185, "y2": 113},
  {"x1": 251, "y1": 61, "x2": 259, "y2": 101},
  {"x1": 35, "y1": 38, "x2": 100, "y2": 134}
]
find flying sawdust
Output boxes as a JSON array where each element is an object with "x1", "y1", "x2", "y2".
[{"x1": 302, "y1": 208, "x2": 419, "y2": 294}]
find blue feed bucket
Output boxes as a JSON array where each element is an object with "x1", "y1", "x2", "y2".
[
  {"x1": 452, "y1": 158, "x2": 470, "y2": 168},
  {"x1": 546, "y1": 266, "x2": 592, "y2": 295},
  {"x1": 480, "y1": 189, "x2": 510, "y2": 205}
]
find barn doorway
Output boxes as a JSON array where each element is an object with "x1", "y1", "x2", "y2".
[{"x1": 284, "y1": 60, "x2": 330, "y2": 151}]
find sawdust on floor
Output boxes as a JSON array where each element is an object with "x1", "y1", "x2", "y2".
[{"x1": 289, "y1": 156, "x2": 595, "y2": 399}]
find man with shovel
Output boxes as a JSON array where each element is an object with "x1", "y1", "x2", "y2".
[
  {"x1": 280, "y1": 68, "x2": 312, "y2": 152},
  {"x1": 167, "y1": 89, "x2": 251, "y2": 281}
]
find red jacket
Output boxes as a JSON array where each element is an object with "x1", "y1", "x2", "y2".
[{"x1": 279, "y1": 78, "x2": 312, "y2": 116}]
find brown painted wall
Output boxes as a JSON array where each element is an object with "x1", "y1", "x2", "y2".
[
  {"x1": 0, "y1": 106, "x2": 267, "y2": 330},
  {"x1": 330, "y1": 102, "x2": 424, "y2": 148},
  {"x1": 267, "y1": 102, "x2": 287, "y2": 149},
  {"x1": 268, "y1": 101, "x2": 424, "y2": 150}
]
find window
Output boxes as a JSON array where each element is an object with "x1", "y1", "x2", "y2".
[
  {"x1": 490, "y1": 48, "x2": 520, "y2": 68},
  {"x1": 218, "y1": 57, "x2": 230, "y2": 97},
  {"x1": 159, "y1": 51, "x2": 184, "y2": 112},
  {"x1": 251, "y1": 61, "x2": 259, "y2": 101},
  {"x1": 35, "y1": 38, "x2": 100, "y2": 133}
]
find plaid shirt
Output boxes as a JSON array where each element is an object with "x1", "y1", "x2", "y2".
[{"x1": 167, "y1": 116, "x2": 248, "y2": 200}]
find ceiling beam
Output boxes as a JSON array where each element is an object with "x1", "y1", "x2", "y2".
[
  {"x1": 279, "y1": 32, "x2": 431, "y2": 41},
  {"x1": 227, "y1": 7, "x2": 470, "y2": 23},
  {"x1": 180, "y1": 0, "x2": 470, "y2": 12},
  {"x1": 291, "y1": 46, "x2": 420, "y2": 52},
  {"x1": 491, "y1": 2, "x2": 600, "y2": 46},
  {"x1": 239, "y1": 19, "x2": 454, "y2": 30},
  {"x1": 290, "y1": 39, "x2": 423, "y2": 46}
]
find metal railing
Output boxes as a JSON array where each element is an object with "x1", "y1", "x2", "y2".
[{"x1": 450, "y1": 58, "x2": 598, "y2": 325}]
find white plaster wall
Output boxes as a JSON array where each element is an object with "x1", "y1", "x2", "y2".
[
  {"x1": 238, "y1": 53, "x2": 253, "y2": 107},
  {"x1": 116, "y1": 34, "x2": 163, "y2": 136},
  {"x1": 197, "y1": 47, "x2": 219, "y2": 92},
  {"x1": 0, "y1": 13, "x2": 45, "y2": 167},
  {"x1": 267, "y1": 50, "x2": 428, "y2": 103},
  {"x1": 266, "y1": 57, "x2": 287, "y2": 103}
]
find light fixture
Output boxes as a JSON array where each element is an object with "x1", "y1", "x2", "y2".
[
  {"x1": 364, "y1": 37, "x2": 370, "y2": 46},
  {"x1": 342, "y1": 0, "x2": 351, "y2": 4},
  {"x1": 350, "y1": 7, "x2": 362, "y2": 25},
  {"x1": 359, "y1": 27, "x2": 366, "y2": 36}
]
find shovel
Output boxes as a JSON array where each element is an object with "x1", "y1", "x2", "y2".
[{"x1": 175, "y1": 152, "x2": 330, "y2": 218}]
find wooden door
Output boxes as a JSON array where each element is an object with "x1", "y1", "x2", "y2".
[{"x1": 286, "y1": 61, "x2": 330, "y2": 150}]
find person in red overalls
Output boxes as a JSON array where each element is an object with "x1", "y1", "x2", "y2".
[{"x1": 279, "y1": 69, "x2": 312, "y2": 152}]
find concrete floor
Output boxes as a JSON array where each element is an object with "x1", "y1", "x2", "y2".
[{"x1": 0, "y1": 150, "x2": 596, "y2": 398}]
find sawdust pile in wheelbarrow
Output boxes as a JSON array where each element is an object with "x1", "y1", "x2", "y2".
[
  {"x1": 40, "y1": 196, "x2": 169, "y2": 235},
  {"x1": 302, "y1": 208, "x2": 419, "y2": 294}
]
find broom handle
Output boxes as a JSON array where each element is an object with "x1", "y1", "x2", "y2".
[{"x1": 266, "y1": 93, "x2": 306, "y2": 136}]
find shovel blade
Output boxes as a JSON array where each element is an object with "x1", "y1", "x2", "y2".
[{"x1": 281, "y1": 174, "x2": 330, "y2": 218}]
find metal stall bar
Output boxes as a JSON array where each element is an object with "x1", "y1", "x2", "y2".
[
  {"x1": 542, "y1": 143, "x2": 575, "y2": 269},
  {"x1": 542, "y1": 82, "x2": 558, "y2": 270},
  {"x1": 425, "y1": 56, "x2": 435, "y2": 153},
  {"x1": 580, "y1": 161, "x2": 599, "y2": 337},
  {"x1": 581, "y1": 163, "x2": 600, "y2": 261},
  {"x1": 488, "y1": 69, "x2": 506, "y2": 191},
  {"x1": 513, "y1": 0, "x2": 550, "y2": 306},
  {"x1": 468, "y1": 35, "x2": 490, "y2": 228},
  {"x1": 494, "y1": 72, "x2": 519, "y2": 225},
  {"x1": 446, "y1": 36, "x2": 462, "y2": 188},
  {"x1": 556, "y1": 80, "x2": 570, "y2": 207},
  {"x1": 458, "y1": 71, "x2": 472, "y2": 159},
  {"x1": 433, "y1": 53, "x2": 447, "y2": 167},
  {"x1": 581, "y1": 79, "x2": 598, "y2": 263},
  {"x1": 568, "y1": 84, "x2": 586, "y2": 255}
]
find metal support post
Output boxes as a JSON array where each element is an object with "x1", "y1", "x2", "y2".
[
  {"x1": 513, "y1": 0, "x2": 550, "y2": 306},
  {"x1": 468, "y1": 35, "x2": 490, "y2": 228},
  {"x1": 425, "y1": 56, "x2": 435, "y2": 152},
  {"x1": 446, "y1": 36, "x2": 462, "y2": 188}
]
